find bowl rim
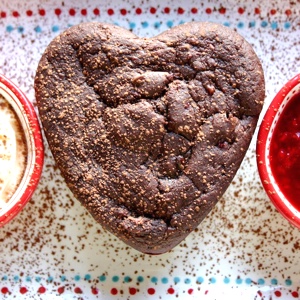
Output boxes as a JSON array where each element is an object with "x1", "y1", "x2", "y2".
[
  {"x1": 0, "y1": 74, "x2": 44, "y2": 226},
  {"x1": 256, "y1": 73, "x2": 300, "y2": 228}
]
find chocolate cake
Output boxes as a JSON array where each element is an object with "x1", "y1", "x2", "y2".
[{"x1": 34, "y1": 22, "x2": 265, "y2": 254}]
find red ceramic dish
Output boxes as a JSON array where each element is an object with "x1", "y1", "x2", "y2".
[
  {"x1": 0, "y1": 74, "x2": 44, "y2": 226},
  {"x1": 257, "y1": 73, "x2": 300, "y2": 228}
]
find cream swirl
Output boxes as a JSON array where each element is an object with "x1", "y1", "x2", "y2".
[{"x1": 0, "y1": 94, "x2": 26, "y2": 208}]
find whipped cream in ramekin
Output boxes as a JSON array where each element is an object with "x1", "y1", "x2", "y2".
[
  {"x1": 0, "y1": 94, "x2": 27, "y2": 209},
  {"x1": 0, "y1": 73, "x2": 43, "y2": 226}
]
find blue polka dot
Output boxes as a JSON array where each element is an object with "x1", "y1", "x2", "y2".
[
  {"x1": 161, "y1": 277, "x2": 168, "y2": 284},
  {"x1": 142, "y1": 21, "x2": 149, "y2": 28},
  {"x1": 261, "y1": 21, "x2": 268, "y2": 28},
  {"x1": 249, "y1": 21, "x2": 256, "y2": 28},
  {"x1": 258, "y1": 278, "x2": 265, "y2": 285},
  {"x1": 285, "y1": 279, "x2": 292, "y2": 286},
  {"x1": 184, "y1": 278, "x2": 191, "y2": 284},
  {"x1": 151, "y1": 276, "x2": 158, "y2": 284},
  {"x1": 154, "y1": 21, "x2": 161, "y2": 29},
  {"x1": 14, "y1": 275, "x2": 19, "y2": 282},
  {"x1": 210, "y1": 277, "x2": 216, "y2": 284},
  {"x1": 18, "y1": 26, "x2": 24, "y2": 33},
  {"x1": 60, "y1": 275, "x2": 66, "y2": 282},
  {"x1": 179, "y1": 20, "x2": 185, "y2": 25},
  {"x1": 6, "y1": 25, "x2": 14, "y2": 33},
  {"x1": 52, "y1": 25, "x2": 59, "y2": 32},
  {"x1": 174, "y1": 277, "x2": 181, "y2": 284},
  {"x1": 271, "y1": 22, "x2": 278, "y2": 30},
  {"x1": 47, "y1": 276, "x2": 54, "y2": 282},
  {"x1": 112, "y1": 275, "x2": 119, "y2": 282},
  {"x1": 129, "y1": 22, "x2": 136, "y2": 29},
  {"x1": 34, "y1": 26, "x2": 42, "y2": 33},
  {"x1": 237, "y1": 22, "x2": 244, "y2": 29},
  {"x1": 124, "y1": 276, "x2": 131, "y2": 283},
  {"x1": 137, "y1": 276, "x2": 144, "y2": 283},
  {"x1": 196, "y1": 276, "x2": 204, "y2": 284},
  {"x1": 284, "y1": 22, "x2": 291, "y2": 29},
  {"x1": 98, "y1": 275, "x2": 106, "y2": 282},
  {"x1": 35, "y1": 276, "x2": 41, "y2": 283},
  {"x1": 236, "y1": 277, "x2": 243, "y2": 284},
  {"x1": 84, "y1": 274, "x2": 91, "y2": 281},
  {"x1": 26, "y1": 276, "x2": 31, "y2": 282},
  {"x1": 245, "y1": 278, "x2": 252, "y2": 285},
  {"x1": 74, "y1": 275, "x2": 80, "y2": 281},
  {"x1": 223, "y1": 21, "x2": 230, "y2": 27},
  {"x1": 224, "y1": 277, "x2": 230, "y2": 284},
  {"x1": 166, "y1": 21, "x2": 173, "y2": 28},
  {"x1": 2, "y1": 275, "x2": 8, "y2": 281},
  {"x1": 271, "y1": 278, "x2": 278, "y2": 285}
]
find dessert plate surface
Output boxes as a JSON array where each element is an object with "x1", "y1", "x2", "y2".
[{"x1": 0, "y1": 0, "x2": 299, "y2": 299}]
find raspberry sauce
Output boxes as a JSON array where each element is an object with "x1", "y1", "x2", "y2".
[{"x1": 269, "y1": 92, "x2": 300, "y2": 211}]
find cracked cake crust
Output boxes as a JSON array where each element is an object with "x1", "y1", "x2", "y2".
[{"x1": 34, "y1": 22, "x2": 265, "y2": 254}]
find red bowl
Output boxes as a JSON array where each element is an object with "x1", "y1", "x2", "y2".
[
  {"x1": 257, "y1": 73, "x2": 300, "y2": 228},
  {"x1": 0, "y1": 74, "x2": 44, "y2": 226}
]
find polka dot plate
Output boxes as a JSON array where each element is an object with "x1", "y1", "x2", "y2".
[{"x1": 0, "y1": 0, "x2": 300, "y2": 299}]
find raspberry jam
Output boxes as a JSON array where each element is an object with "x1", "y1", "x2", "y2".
[{"x1": 269, "y1": 92, "x2": 300, "y2": 211}]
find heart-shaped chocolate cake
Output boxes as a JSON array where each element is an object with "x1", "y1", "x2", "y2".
[{"x1": 35, "y1": 22, "x2": 265, "y2": 254}]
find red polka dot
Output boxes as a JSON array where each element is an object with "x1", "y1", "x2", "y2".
[
  {"x1": 1, "y1": 11, "x2": 6, "y2": 18},
  {"x1": 57, "y1": 286, "x2": 65, "y2": 294},
  {"x1": 81, "y1": 9, "x2": 87, "y2": 16},
  {"x1": 238, "y1": 7, "x2": 245, "y2": 14},
  {"x1": 148, "y1": 288, "x2": 155, "y2": 295},
  {"x1": 164, "y1": 7, "x2": 170, "y2": 14},
  {"x1": 292, "y1": 291, "x2": 299, "y2": 298},
  {"x1": 20, "y1": 287, "x2": 28, "y2": 294},
  {"x1": 136, "y1": 8, "x2": 142, "y2": 14},
  {"x1": 178, "y1": 7, "x2": 185, "y2": 14},
  {"x1": 26, "y1": 10, "x2": 33, "y2": 16},
  {"x1": 270, "y1": 9, "x2": 276, "y2": 15},
  {"x1": 120, "y1": 8, "x2": 127, "y2": 16},
  {"x1": 285, "y1": 9, "x2": 292, "y2": 16},
  {"x1": 150, "y1": 7, "x2": 156, "y2": 14},
  {"x1": 39, "y1": 9, "x2": 46, "y2": 16},
  {"x1": 191, "y1": 7, "x2": 198, "y2": 14},
  {"x1": 55, "y1": 8, "x2": 62, "y2": 16},
  {"x1": 12, "y1": 11, "x2": 20, "y2": 17},
  {"x1": 129, "y1": 287, "x2": 137, "y2": 295},
  {"x1": 219, "y1": 7, "x2": 226, "y2": 14},
  {"x1": 111, "y1": 288, "x2": 118, "y2": 295},
  {"x1": 107, "y1": 9, "x2": 114, "y2": 16},
  {"x1": 257, "y1": 291, "x2": 263, "y2": 297},
  {"x1": 93, "y1": 8, "x2": 100, "y2": 15},
  {"x1": 69, "y1": 8, "x2": 76, "y2": 16},
  {"x1": 1, "y1": 287, "x2": 9, "y2": 294},
  {"x1": 205, "y1": 8, "x2": 212, "y2": 14},
  {"x1": 274, "y1": 290, "x2": 281, "y2": 297},
  {"x1": 74, "y1": 287, "x2": 82, "y2": 294},
  {"x1": 254, "y1": 7, "x2": 261, "y2": 14},
  {"x1": 168, "y1": 287, "x2": 175, "y2": 294},
  {"x1": 38, "y1": 286, "x2": 46, "y2": 294},
  {"x1": 188, "y1": 288, "x2": 194, "y2": 295},
  {"x1": 91, "y1": 287, "x2": 98, "y2": 295}
]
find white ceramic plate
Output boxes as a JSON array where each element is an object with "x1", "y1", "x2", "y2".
[{"x1": 0, "y1": 0, "x2": 300, "y2": 299}]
